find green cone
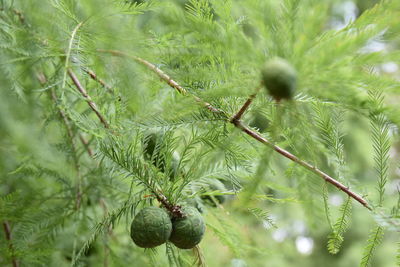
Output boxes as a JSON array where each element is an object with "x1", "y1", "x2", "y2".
[
  {"x1": 130, "y1": 206, "x2": 172, "y2": 248},
  {"x1": 169, "y1": 207, "x2": 205, "y2": 249}
]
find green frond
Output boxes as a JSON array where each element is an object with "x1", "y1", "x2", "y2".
[
  {"x1": 72, "y1": 197, "x2": 142, "y2": 266},
  {"x1": 312, "y1": 102, "x2": 346, "y2": 179},
  {"x1": 50, "y1": 0, "x2": 80, "y2": 23},
  {"x1": 1, "y1": 0, "x2": 400, "y2": 265},
  {"x1": 369, "y1": 91, "x2": 391, "y2": 206},
  {"x1": 327, "y1": 196, "x2": 352, "y2": 254},
  {"x1": 322, "y1": 182, "x2": 333, "y2": 229},
  {"x1": 360, "y1": 226, "x2": 384, "y2": 267},
  {"x1": 247, "y1": 207, "x2": 276, "y2": 229}
]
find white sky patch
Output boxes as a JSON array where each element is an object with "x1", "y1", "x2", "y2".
[
  {"x1": 361, "y1": 40, "x2": 387, "y2": 53},
  {"x1": 331, "y1": 1, "x2": 358, "y2": 30},
  {"x1": 395, "y1": 168, "x2": 400, "y2": 177},
  {"x1": 231, "y1": 258, "x2": 247, "y2": 267},
  {"x1": 272, "y1": 228, "x2": 288, "y2": 243},
  {"x1": 388, "y1": 179, "x2": 400, "y2": 194},
  {"x1": 329, "y1": 193, "x2": 344, "y2": 206},
  {"x1": 381, "y1": 62, "x2": 399, "y2": 73},
  {"x1": 296, "y1": 236, "x2": 314, "y2": 255},
  {"x1": 292, "y1": 220, "x2": 307, "y2": 235}
]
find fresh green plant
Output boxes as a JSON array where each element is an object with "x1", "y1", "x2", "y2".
[{"x1": 0, "y1": 0, "x2": 400, "y2": 267}]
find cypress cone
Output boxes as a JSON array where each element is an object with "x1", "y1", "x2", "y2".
[
  {"x1": 261, "y1": 57, "x2": 297, "y2": 100},
  {"x1": 130, "y1": 206, "x2": 172, "y2": 248},
  {"x1": 169, "y1": 207, "x2": 205, "y2": 249}
]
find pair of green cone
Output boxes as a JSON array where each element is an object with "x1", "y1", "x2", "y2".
[{"x1": 130, "y1": 206, "x2": 205, "y2": 249}]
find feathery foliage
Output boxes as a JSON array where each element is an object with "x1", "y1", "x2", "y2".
[
  {"x1": 360, "y1": 226, "x2": 384, "y2": 267},
  {"x1": 327, "y1": 196, "x2": 352, "y2": 254},
  {"x1": 1, "y1": 0, "x2": 400, "y2": 266}
]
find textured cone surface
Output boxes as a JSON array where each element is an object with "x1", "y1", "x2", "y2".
[
  {"x1": 261, "y1": 58, "x2": 297, "y2": 100},
  {"x1": 130, "y1": 206, "x2": 172, "y2": 248},
  {"x1": 169, "y1": 207, "x2": 205, "y2": 249}
]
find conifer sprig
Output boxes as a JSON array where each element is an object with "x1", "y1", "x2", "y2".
[
  {"x1": 99, "y1": 49, "x2": 371, "y2": 210},
  {"x1": 359, "y1": 91, "x2": 391, "y2": 266},
  {"x1": 360, "y1": 226, "x2": 384, "y2": 267},
  {"x1": 67, "y1": 69, "x2": 110, "y2": 129},
  {"x1": 97, "y1": 49, "x2": 226, "y2": 115},
  {"x1": 83, "y1": 68, "x2": 112, "y2": 92},
  {"x1": 36, "y1": 72, "x2": 84, "y2": 209},
  {"x1": 37, "y1": 72, "x2": 94, "y2": 158}
]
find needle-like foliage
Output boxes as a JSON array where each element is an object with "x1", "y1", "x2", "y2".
[{"x1": 1, "y1": 0, "x2": 400, "y2": 266}]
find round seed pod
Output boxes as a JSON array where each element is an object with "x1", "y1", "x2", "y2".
[
  {"x1": 201, "y1": 179, "x2": 227, "y2": 206},
  {"x1": 169, "y1": 207, "x2": 205, "y2": 249},
  {"x1": 130, "y1": 206, "x2": 172, "y2": 248},
  {"x1": 261, "y1": 58, "x2": 297, "y2": 100}
]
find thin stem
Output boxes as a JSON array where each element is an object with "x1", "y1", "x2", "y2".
[
  {"x1": 50, "y1": 89, "x2": 76, "y2": 142},
  {"x1": 231, "y1": 85, "x2": 262, "y2": 121},
  {"x1": 154, "y1": 191, "x2": 184, "y2": 218},
  {"x1": 78, "y1": 134, "x2": 94, "y2": 157},
  {"x1": 67, "y1": 69, "x2": 180, "y2": 213},
  {"x1": 37, "y1": 72, "x2": 94, "y2": 158},
  {"x1": 37, "y1": 72, "x2": 83, "y2": 209},
  {"x1": 84, "y1": 68, "x2": 113, "y2": 93},
  {"x1": 67, "y1": 69, "x2": 110, "y2": 129},
  {"x1": 13, "y1": 9, "x2": 25, "y2": 24},
  {"x1": 232, "y1": 119, "x2": 371, "y2": 210},
  {"x1": 50, "y1": 87, "x2": 83, "y2": 209},
  {"x1": 99, "y1": 199, "x2": 111, "y2": 267},
  {"x1": 102, "y1": 50, "x2": 371, "y2": 210},
  {"x1": 2, "y1": 221, "x2": 19, "y2": 267},
  {"x1": 62, "y1": 22, "x2": 83, "y2": 89},
  {"x1": 97, "y1": 49, "x2": 223, "y2": 114}
]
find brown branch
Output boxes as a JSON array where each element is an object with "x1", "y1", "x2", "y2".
[
  {"x1": 50, "y1": 87, "x2": 83, "y2": 209},
  {"x1": 155, "y1": 191, "x2": 184, "y2": 218},
  {"x1": 84, "y1": 69, "x2": 113, "y2": 92},
  {"x1": 36, "y1": 72, "x2": 94, "y2": 158},
  {"x1": 67, "y1": 69, "x2": 110, "y2": 129},
  {"x1": 99, "y1": 198, "x2": 111, "y2": 267},
  {"x1": 13, "y1": 9, "x2": 25, "y2": 24},
  {"x1": 97, "y1": 49, "x2": 224, "y2": 114},
  {"x1": 231, "y1": 85, "x2": 262, "y2": 121},
  {"x1": 231, "y1": 119, "x2": 371, "y2": 210},
  {"x1": 78, "y1": 134, "x2": 94, "y2": 157},
  {"x1": 3, "y1": 221, "x2": 19, "y2": 267},
  {"x1": 60, "y1": 71, "x2": 181, "y2": 213},
  {"x1": 37, "y1": 72, "x2": 84, "y2": 209},
  {"x1": 99, "y1": 50, "x2": 371, "y2": 210},
  {"x1": 50, "y1": 89, "x2": 76, "y2": 142}
]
